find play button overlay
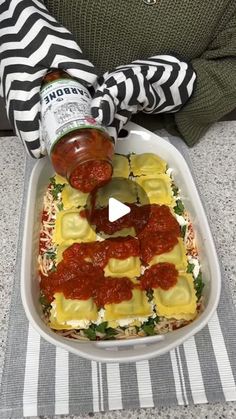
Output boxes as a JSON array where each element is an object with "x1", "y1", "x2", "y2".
[
  {"x1": 108, "y1": 198, "x2": 131, "y2": 222},
  {"x1": 86, "y1": 177, "x2": 150, "y2": 237}
]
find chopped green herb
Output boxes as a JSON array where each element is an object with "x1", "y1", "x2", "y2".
[
  {"x1": 181, "y1": 224, "x2": 187, "y2": 238},
  {"x1": 153, "y1": 316, "x2": 160, "y2": 324},
  {"x1": 57, "y1": 202, "x2": 64, "y2": 211},
  {"x1": 174, "y1": 199, "x2": 185, "y2": 215},
  {"x1": 39, "y1": 294, "x2": 51, "y2": 309},
  {"x1": 142, "y1": 316, "x2": 160, "y2": 336},
  {"x1": 83, "y1": 324, "x2": 118, "y2": 340},
  {"x1": 45, "y1": 250, "x2": 56, "y2": 260},
  {"x1": 172, "y1": 184, "x2": 179, "y2": 196},
  {"x1": 90, "y1": 323, "x2": 97, "y2": 330},
  {"x1": 83, "y1": 327, "x2": 96, "y2": 340},
  {"x1": 104, "y1": 327, "x2": 119, "y2": 339},
  {"x1": 142, "y1": 324, "x2": 155, "y2": 336},
  {"x1": 187, "y1": 262, "x2": 195, "y2": 274},
  {"x1": 49, "y1": 176, "x2": 56, "y2": 187},
  {"x1": 146, "y1": 289, "x2": 154, "y2": 302},
  {"x1": 51, "y1": 183, "x2": 64, "y2": 200},
  {"x1": 145, "y1": 317, "x2": 155, "y2": 325},
  {"x1": 96, "y1": 322, "x2": 108, "y2": 334},
  {"x1": 194, "y1": 272, "x2": 204, "y2": 300}
]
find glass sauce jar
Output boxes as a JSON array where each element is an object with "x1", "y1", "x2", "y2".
[{"x1": 40, "y1": 69, "x2": 114, "y2": 192}]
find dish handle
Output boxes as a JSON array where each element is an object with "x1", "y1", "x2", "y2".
[{"x1": 94, "y1": 334, "x2": 165, "y2": 348}]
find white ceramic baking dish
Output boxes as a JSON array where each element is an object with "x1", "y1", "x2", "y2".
[{"x1": 21, "y1": 122, "x2": 221, "y2": 363}]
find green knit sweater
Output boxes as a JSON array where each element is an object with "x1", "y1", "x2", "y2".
[{"x1": 44, "y1": 0, "x2": 236, "y2": 145}]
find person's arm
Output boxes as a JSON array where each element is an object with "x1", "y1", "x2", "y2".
[
  {"x1": 0, "y1": 0, "x2": 97, "y2": 158},
  {"x1": 90, "y1": 55, "x2": 196, "y2": 140},
  {"x1": 175, "y1": 10, "x2": 236, "y2": 146}
]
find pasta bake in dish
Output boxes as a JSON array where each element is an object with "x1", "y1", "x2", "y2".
[{"x1": 38, "y1": 153, "x2": 204, "y2": 341}]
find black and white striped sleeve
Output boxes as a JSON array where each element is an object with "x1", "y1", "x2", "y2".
[
  {"x1": 0, "y1": 0, "x2": 97, "y2": 158},
  {"x1": 91, "y1": 55, "x2": 196, "y2": 139}
]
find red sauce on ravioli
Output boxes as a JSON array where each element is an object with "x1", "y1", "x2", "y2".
[
  {"x1": 140, "y1": 232, "x2": 179, "y2": 264},
  {"x1": 140, "y1": 263, "x2": 178, "y2": 290},
  {"x1": 39, "y1": 201, "x2": 181, "y2": 304},
  {"x1": 62, "y1": 236, "x2": 140, "y2": 268},
  {"x1": 82, "y1": 204, "x2": 180, "y2": 238},
  {"x1": 40, "y1": 238, "x2": 138, "y2": 305},
  {"x1": 40, "y1": 259, "x2": 134, "y2": 305},
  {"x1": 95, "y1": 277, "x2": 134, "y2": 306}
]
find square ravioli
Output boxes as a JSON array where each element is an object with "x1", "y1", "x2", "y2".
[
  {"x1": 56, "y1": 240, "x2": 75, "y2": 264},
  {"x1": 96, "y1": 178, "x2": 138, "y2": 207},
  {"x1": 130, "y1": 153, "x2": 167, "y2": 176},
  {"x1": 112, "y1": 154, "x2": 130, "y2": 178},
  {"x1": 104, "y1": 256, "x2": 141, "y2": 278},
  {"x1": 53, "y1": 208, "x2": 96, "y2": 245},
  {"x1": 136, "y1": 174, "x2": 174, "y2": 205},
  {"x1": 104, "y1": 289, "x2": 152, "y2": 320},
  {"x1": 54, "y1": 174, "x2": 68, "y2": 185},
  {"x1": 51, "y1": 293, "x2": 98, "y2": 324},
  {"x1": 149, "y1": 238, "x2": 188, "y2": 271},
  {"x1": 153, "y1": 273, "x2": 197, "y2": 319},
  {"x1": 61, "y1": 184, "x2": 89, "y2": 209}
]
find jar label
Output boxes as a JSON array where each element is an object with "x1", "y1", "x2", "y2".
[{"x1": 40, "y1": 78, "x2": 102, "y2": 153}]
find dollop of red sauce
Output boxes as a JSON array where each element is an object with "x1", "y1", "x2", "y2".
[
  {"x1": 140, "y1": 263, "x2": 178, "y2": 290},
  {"x1": 40, "y1": 258, "x2": 134, "y2": 306},
  {"x1": 82, "y1": 204, "x2": 180, "y2": 237},
  {"x1": 40, "y1": 247, "x2": 178, "y2": 306},
  {"x1": 63, "y1": 236, "x2": 140, "y2": 269},
  {"x1": 40, "y1": 259, "x2": 177, "y2": 306},
  {"x1": 138, "y1": 205, "x2": 180, "y2": 237},
  {"x1": 140, "y1": 232, "x2": 179, "y2": 264},
  {"x1": 95, "y1": 277, "x2": 134, "y2": 306},
  {"x1": 40, "y1": 203, "x2": 181, "y2": 305},
  {"x1": 70, "y1": 160, "x2": 113, "y2": 193},
  {"x1": 40, "y1": 261, "x2": 102, "y2": 302},
  {"x1": 81, "y1": 205, "x2": 131, "y2": 235}
]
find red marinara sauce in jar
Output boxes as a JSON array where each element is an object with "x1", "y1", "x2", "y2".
[{"x1": 40, "y1": 69, "x2": 114, "y2": 192}]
